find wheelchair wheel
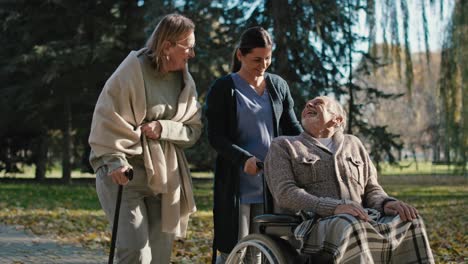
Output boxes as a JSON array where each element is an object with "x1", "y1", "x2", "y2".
[{"x1": 226, "y1": 233, "x2": 288, "y2": 264}]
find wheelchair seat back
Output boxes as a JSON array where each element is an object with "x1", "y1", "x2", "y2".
[{"x1": 252, "y1": 175, "x2": 305, "y2": 250}]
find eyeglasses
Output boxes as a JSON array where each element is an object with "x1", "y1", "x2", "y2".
[{"x1": 176, "y1": 42, "x2": 195, "y2": 53}]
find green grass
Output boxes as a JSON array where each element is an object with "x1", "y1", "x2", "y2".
[
  {"x1": 191, "y1": 171, "x2": 214, "y2": 179},
  {"x1": 1, "y1": 166, "x2": 214, "y2": 179},
  {"x1": 0, "y1": 184, "x2": 100, "y2": 210},
  {"x1": 380, "y1": 161, "x2": 467, "y2": 175},
  {"x1": 2, "y1": 161, "x2": 466, "y2": 180},
  {"x1": 0, "y1": 179, "x2": 215, "y2": 263},
  {"x1": 0, "y1": 176, "x2": 466, "y2": 263},
  {"x1": 1, "y1": 165, "x2": 95, "y2": 178},
  {"x1": 381, "y1": 177, "x2": 467, "y2": 263}
]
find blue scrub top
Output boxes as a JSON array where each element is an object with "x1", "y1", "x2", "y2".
[{"x1": 232, "y1": 73, "x2": 274, "y2": 204}]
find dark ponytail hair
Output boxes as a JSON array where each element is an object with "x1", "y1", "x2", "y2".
[{"x1": 231, "y1": 26, "x2": 273, "y2": 73}]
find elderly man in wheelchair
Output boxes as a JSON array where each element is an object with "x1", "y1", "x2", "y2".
[{"x1": 226, "y1": 96, "x2": 434, "y2": 264}]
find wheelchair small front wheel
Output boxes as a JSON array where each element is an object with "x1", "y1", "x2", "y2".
[{"x1": 226, "y1": 234, "x2": 288, "y2": 264}]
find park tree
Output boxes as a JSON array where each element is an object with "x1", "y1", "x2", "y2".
[
  {"x1": 358, "y1": 0, "x2": 466, "y2": 172},
  {"x1": 155, "y1": 0, "x2": 464, "y2": 172},
  {"x1": 179, "y1": 0, "x2": 407, "y2": 170},
  {"x1": 358, "y1": 49, "x2": 441, "y2": 167},
  {"x1": 438, "y1": 0, "x2": 466, "y2": 172},
  {"x1": 0, "y1": 0, "x2": 146, "y2": 180},
  {"x1": 0, "y1": 0, "x2": 464, "y2": 177}
]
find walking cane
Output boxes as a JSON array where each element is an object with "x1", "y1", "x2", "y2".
[{"x1": 108, "y1": 169, "x2": 134, "y2": 264}]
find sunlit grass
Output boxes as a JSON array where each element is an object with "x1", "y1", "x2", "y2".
[
  {"x1": 191, "y1": 171, "x2": 214, "y2": 178},
  {"x1": 380, "y1": 161, "x2": 467, "y2": 175},
  {"x1": 2, "y1": 161, "x2": 466, "y2": 180},
  {"x1": 0, "y1": 165, "x2": 95, "y2": 178},
  {"x1": 0, "y1": 175, "x2": 466, "y2": 263},
  {"x1": 383, "y1": 183, "x2": 467, "y2": 263},
  {"x1": 0, "y1": 180, "x2": 215, "y2": 262},
  {"x1": 0, "y1": 183, "x2": 100, "y2": 209},
  {"x1": 1, "y1": 166, "x2": 212, "y2": 179}
]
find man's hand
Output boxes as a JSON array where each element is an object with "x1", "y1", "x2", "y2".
[
  {"x1": 141, "y1": 121, "x2": 162, "y2": 140},
  {"x1": 108, "y1": 166, "x2": 131, "y2": 185},
  {"x1": 334, "y1": 203, "x2": 370, "y2": 221},
  {"x1": 384, "y1": 200, "x2": 418, "y2": 221}
]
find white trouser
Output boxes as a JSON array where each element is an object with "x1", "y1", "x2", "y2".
[{"x1": 216, "y1": 203, "x2": 263, "y2": 264}]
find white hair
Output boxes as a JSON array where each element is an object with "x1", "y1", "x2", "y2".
[{"x1": 319, "y1": 96, "x2": 347, "y2": 131}]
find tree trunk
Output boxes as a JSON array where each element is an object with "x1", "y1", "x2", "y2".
[
  {"x1": 34, "y1": 132, "x2": 48, "y2": 181},
  {"x1": 346, "y1": 0, "x2": 354, "y2": 134},
  {"x1": 411, "y1": 147, "x2": 419, "y2": 171},
  {"x1": 444, "y1": 140, "x2": 451, "y2": 163},
  {"x1": 432, "y1": 130, "x2": 440, "y2": 162},
  {"x1": 271, "y1": 0, "x2": 295, "y2": 82},
  {"x1": 62, "y1": 96, "x2": 72, "y2": 183}
]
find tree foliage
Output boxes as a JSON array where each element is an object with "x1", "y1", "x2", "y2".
[
  {"x1": 0, "y1": 0, "x2": 146, "y2": 178},
  {"x1": 438, "y1": 0, "x2": 466, "y2": 172},
  {"x1": 0, "y1": 0, "x2": 464, "y2": 177}
]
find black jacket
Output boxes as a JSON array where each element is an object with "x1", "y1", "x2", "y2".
[{"x1": 204, "y1": 73, "x2": 303, "y2": 261}]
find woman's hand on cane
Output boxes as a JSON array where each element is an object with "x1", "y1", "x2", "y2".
[{"x1": 108, "y1": 166, "x2": 131, "y2": 185}]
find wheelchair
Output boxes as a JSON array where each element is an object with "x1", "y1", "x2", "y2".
[
  {"x1": 226, "y1": 213, "x2": 307, "y2": 264},
  {"x1": 225, "y1": 171, "x2": 328, "y2": 264}
]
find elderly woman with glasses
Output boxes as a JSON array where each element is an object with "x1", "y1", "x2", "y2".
[
  {"x1": 89, "y1": 13, "x2": 202, "y2": 263},
  {"x1": 264, "y1": 96, "x2": 434, "y2": 264}
]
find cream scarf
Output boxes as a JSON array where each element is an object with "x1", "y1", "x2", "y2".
[{"x1": 89, "y1": 49, "x2": 200, "y2": 238}]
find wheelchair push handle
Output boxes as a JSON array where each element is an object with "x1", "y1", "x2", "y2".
[{"x1": 256, "y1": 161, "x2": 264, "y2": 170}]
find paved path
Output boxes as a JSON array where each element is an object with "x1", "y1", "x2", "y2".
[{"x1": 0, "y1": 224, "x2": 107, "y2": 264}]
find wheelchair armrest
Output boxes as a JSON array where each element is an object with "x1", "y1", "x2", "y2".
[{"x1": 254, "y1": 214, "x2": 302, "y2": 224}]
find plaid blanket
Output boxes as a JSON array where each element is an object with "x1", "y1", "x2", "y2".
[{"x1": 294, "y1": 209, "x2": 434, "y2": 263}]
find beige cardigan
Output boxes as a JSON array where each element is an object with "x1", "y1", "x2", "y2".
[
  {"x1": 89, "y1": 50, "x2": 202, "y2": 238},
  {"x1": 265, "y1": 131, "x2": 392, "y2": 217}
]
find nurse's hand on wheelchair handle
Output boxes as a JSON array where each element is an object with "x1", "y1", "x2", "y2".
[
  {"x1": 244, "y1": 157, "x2": 262, "y2": 176},
  {"x1": 256, "y1": 161, "x2": 264, "y2": 170}
]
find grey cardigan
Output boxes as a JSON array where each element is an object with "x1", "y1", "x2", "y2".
[{"x1": 264, "y1": 131, "x2": 393, "y2": 217}]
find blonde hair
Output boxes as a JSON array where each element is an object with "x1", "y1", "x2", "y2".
[{"x1": 145, "y1": 13, "x2": 195, "y2": 71}]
